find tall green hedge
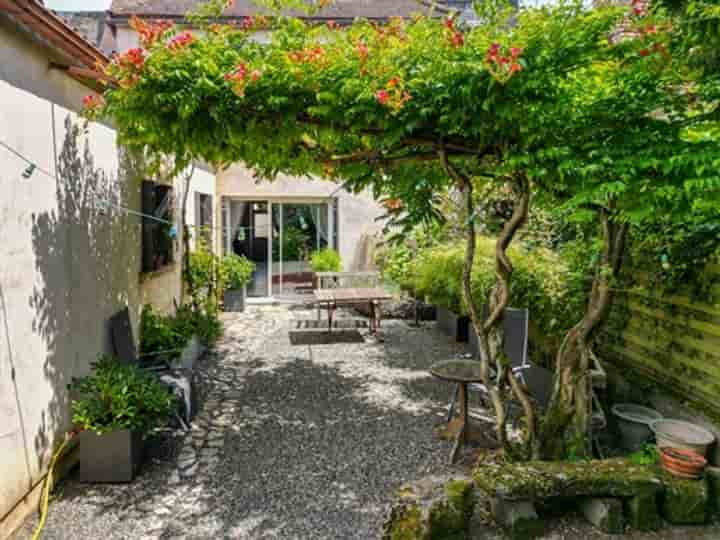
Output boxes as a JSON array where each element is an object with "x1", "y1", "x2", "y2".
[{"x1": 394, "y1": 237, "x2": 588, "y2": 355}]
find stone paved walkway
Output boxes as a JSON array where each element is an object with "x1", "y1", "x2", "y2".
[{"x1": 14, "y1": 306, "x2": 466, "y2": 540}]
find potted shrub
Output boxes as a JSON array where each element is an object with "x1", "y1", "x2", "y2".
[
  {"x1": 69, "y1": 357, "x2": 176, "y2": 483},
  {"x1": 220, "y1": 253, "x2": 255, "y2": 312},
  {"x1": 310, "y1": 248, "x2": 342, "y2": 289}
]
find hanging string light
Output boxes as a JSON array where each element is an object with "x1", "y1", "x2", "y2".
[{"x1": 1, "y1": 137, "x2": 173, "y2": 227}]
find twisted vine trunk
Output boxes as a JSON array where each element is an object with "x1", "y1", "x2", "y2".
[
  {"x1": 440, "y1": 150, "x2": 535, "y2": 457},
  {"x1": 539, "y1": 209, "x2": 628, "y2": 459}
]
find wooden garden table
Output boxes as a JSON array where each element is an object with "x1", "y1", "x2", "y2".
[
  {"x1": 313, "y1": 287, "x2": 392, "y2": 335},
  {"x1": 430, "y1": 359, "x2": 484, "y2": 464}
]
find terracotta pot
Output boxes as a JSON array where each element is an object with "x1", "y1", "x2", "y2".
[{"x1": 660, "y1": 447, "x2": 707, "y2": 479}]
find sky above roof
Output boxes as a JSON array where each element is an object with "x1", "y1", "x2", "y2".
[{"x1": 46, "y1": 0, "x2": 111, "y2": 11}]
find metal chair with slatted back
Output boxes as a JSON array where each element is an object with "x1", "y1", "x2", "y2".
[
  {"x1": 110, "y1": 307, "x2": 193, "y2": 427},
  {"x1": 447, "y1": 308, "x2": 553, "y2": 420},
  {"x1": 446, "y1": 307, "x2": 606, "y2": 455}
]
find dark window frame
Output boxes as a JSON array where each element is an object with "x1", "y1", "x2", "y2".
[{"x1": 141, "y1": 180, "x2": 175, "y2": 273}]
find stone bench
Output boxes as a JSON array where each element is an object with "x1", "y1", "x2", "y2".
[
  {"x1": 474, "y1": 458, "x2": 711, "y2": 538},
  {"x1": 384, "y1": 460, "x2": 718, "y2": 540}
]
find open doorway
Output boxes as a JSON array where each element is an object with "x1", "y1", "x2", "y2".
[
  {"x1": 223, "y1": 198, "x2": 336, "y2": 298},
  {"x1": 223, "y1": 200, "x2": 270, "y2": 297}
]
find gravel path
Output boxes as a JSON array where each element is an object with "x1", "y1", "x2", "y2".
[{"x1": 13, "y1": 306, "x2": 466, "y2": 540}]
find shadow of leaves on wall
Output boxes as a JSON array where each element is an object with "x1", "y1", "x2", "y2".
[{"x1": 29, "y1": 113, "x2": 142, "y2": 472}]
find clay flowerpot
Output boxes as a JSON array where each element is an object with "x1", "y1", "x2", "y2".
[{"x1": 660, "y1": 447, "x2": 707, "y2": 479}]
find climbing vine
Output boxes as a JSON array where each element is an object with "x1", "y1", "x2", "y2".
[{"x1": 89, "y1": 0, "x2": 720, "y2": 459}]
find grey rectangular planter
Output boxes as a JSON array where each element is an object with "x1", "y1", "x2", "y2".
[
  {"x1": 223, "y1": 286, "x2": 246, "y2": 312},
  {"x1": 79, "y1": 429, "x2": 143, "y2": 483},
  {"x1": 436, "y1": 306, "x2": 470, "y2": 342}
]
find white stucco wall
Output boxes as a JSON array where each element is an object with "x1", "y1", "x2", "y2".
[
  {"x1": 218, "y1": 165, "x2": 386, "y2": 272},
  {"x1": 185, "y1": 165, "x2": 216, "y2": 248},
  {"x1": 0, "y1": 17, "x2": 219, "y2": 533},
  {"x1": 0, "y1": 19, "x2": 144, "y2": 530}
]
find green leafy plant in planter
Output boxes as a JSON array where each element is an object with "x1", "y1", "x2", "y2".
[
  {"x1": 310, "y1": 249, "x2": 341, "y2": 272},
  {"x1": 220, "y1": 253, "x2": 255, "y2": 312},
  {"x1": 629, "y1": 443, "x2": 660, "y2": 466},
  {"x1": 140, "y1": 304, "x2": 188, "y2": 357},
  {"x1": 310, "y1": 249, "x2": 342, "y2": 289},
  {"x1": 69, "y1": 357, "x2": 176, "y2": 482},
  {"x1": 187, "y1": 236, "x2": 216, "y2": 308}
]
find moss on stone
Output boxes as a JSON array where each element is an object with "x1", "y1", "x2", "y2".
[
  {"x1": 473, "y1": 458, "x2": 662, "y2": 500},
  {"x1": 506, "y1": 516, "x2": 545, "y2": 540},
  {"x1": 384, "y1": 477, "x2": 475, "y2": 540},
  {"x1": 445, "y1": 480, "x2": 475, "y2": 522},
  {"x1": 427, "y1": 480, "x2": 475, "y2": 539},
  {"x1": 386, "y1": 504, "x2": 426, "y2": 540},
  {"x1": 624, "y1": 488, "x2": 662, "y2": 531},
  {"x1": 708, "y1": 468, "x2": 720, "y2": 518},
  {"x1": 659, "y1": 470, "x2": 708, "y2": 525}
]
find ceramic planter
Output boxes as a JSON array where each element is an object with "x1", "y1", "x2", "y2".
[
  {"x1": 223, "y1": 286, "x2": 246, "y2": 312},
  {"x1": 436, "y1": 306, "x2": 470, "y2": 342},
  {"x1": 79, "y1": 429, "x2": 143, "y2": 483},
  {"x1": 651, "y1": 419, "x2": 716, "y2": 457},
  {"x1": 660, "y1": 447, "x2": 707, "y2": 479}
]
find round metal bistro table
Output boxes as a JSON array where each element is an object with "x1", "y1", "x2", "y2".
[{"x1": 430, "y1": 359, "x2": 484, "y2": 464}]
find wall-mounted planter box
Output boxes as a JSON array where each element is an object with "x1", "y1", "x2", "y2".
[
  {"x1": 79, "y1": 429, "x2": 143, "y2": 483},
  {"x1": 436, "y1": 306, "x2": 470, "y2": 342},
  {"x1": 223, "y1": 286, "x2": 246, "y2": 313}
]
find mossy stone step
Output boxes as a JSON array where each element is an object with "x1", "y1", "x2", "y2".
[{"x1": 383, "y1": 475, "x2": 475, "y2": 540}]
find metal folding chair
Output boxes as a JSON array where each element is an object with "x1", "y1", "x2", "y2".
[
  {"x1": 110, "y1": 307, "x2": 194, "y2": 428},
  {"x1": 446, "y1": 307, "x2": 607, "y2": 456},
  {"x1": 447, "y1": 308, "x2": 539, "y2": 420}
]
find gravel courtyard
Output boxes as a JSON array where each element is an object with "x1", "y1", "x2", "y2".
[{"x1": 14, "y1": 305, "x2": 467, "y2": 540}]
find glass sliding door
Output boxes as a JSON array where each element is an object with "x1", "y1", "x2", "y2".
[
  {"x1": 272, "y1": 202, "x2": 331, "y2": 296},
  {"x1": 223, "y1": 199, "x2": 271, "y2": 297}
]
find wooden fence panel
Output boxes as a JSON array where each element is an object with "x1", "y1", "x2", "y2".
[{"x1": 602, "y1": 266, "x2": 720, "y2": 416}]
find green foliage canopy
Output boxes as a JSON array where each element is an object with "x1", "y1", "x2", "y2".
[
  {"x1": 91, "y1": 0, "x2": 720, "y2": 240},
  {"x1": 92, "y1": 1, "x2": 641, "y2": 222}
]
